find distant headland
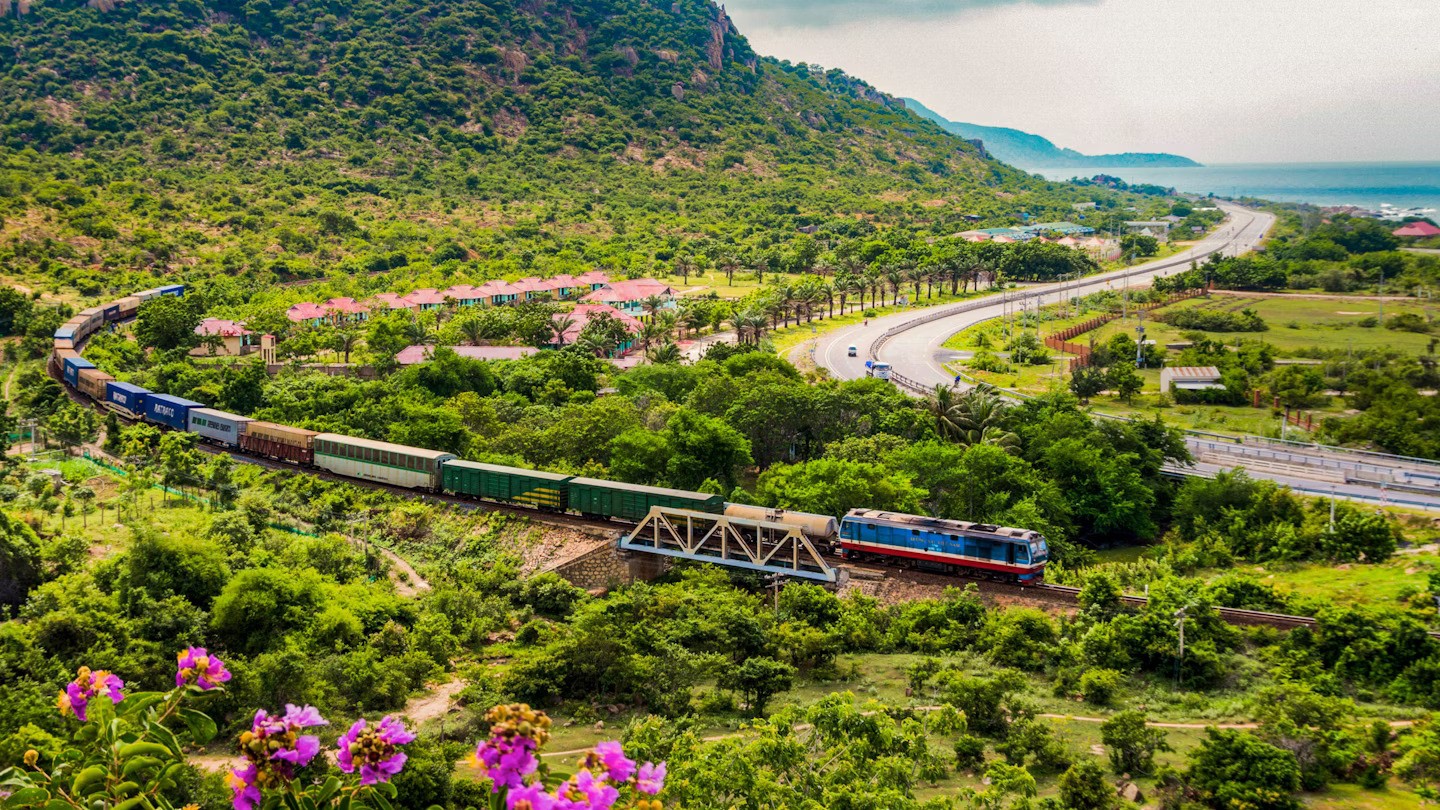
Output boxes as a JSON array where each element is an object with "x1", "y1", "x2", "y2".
[{"x1": 904, "y1": 97, "x2": 1201, "y2": 171}]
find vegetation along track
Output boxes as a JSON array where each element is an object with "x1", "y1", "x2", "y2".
[{"x1": 50, "y1": 348, "x2": 1437, "y2": 639}]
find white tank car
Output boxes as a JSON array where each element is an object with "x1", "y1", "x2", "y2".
[{"x1": 723, "y1": 503, "x2": 839, "y2": 540}]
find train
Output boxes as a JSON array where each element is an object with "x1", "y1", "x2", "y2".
[{"x1": 48, "y1": 284, "x2": 1050, "y2": 584}]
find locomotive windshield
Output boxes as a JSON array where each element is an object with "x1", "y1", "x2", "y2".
[{"x1": 1030, "y1": 537, "x2": 1049, "y2": 563}]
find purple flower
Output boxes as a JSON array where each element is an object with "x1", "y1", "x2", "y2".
[
  {"x1": 56, "y1": 667, "x2": 124, "y2": 722},
  {"x1": 474, "y1": 736, "x2": 539, "y2": 792},
  {"x1": 555, "y1": 770, "x2": 619, "y2": 810},
  {"x1": 176, "y1": 647, "x2": 232, "y2": 690},
  {"x1": 337, "y1": 716, "x2": 416, "y2": 785},
  {"x1": 636, "y1": 761, "x2": 666, "y2": 795},
  {"x1": 226, "y1": 763, "x2": 263, "y2": 810},
  {"x1": 584, "y1": 741, "x2": 635, "y2": 783},
  {"x1": 506, "y1": 783, "x2": 557, "y2": 810}
]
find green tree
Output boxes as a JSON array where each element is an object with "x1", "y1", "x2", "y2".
[
  {"x1": 722, "y1": 656, "x2": 795, "y2": 716},
  {"x1": 1186, "y1": 729, "x2": 1301, "y2": 810},
  {"x1": 211, "y1": 567, "x2": 324, "y2": 655},
  {"x1": 0, "y1": 509, "x2": 43, "y2": 608},
  {"x1": 1069, "y1": 365, "x2": 1106, "y2": 404},
  {"x1": 158, "y1": 431, "x2": 203, "y2": 498},
  {"x1": 754, "y1": 458, "x2": 925, "y2": 518},
  {"x1": 665, "y1": 408, "x2": 752, "y2": 490},
  {"x1": 1059, "y1": 759, "x2": 1118, "y2": 809},
  {"x1": 134, "y1": 295, "x2": 201, "y2": 351},
  {"x1": 1106, "y1": 360, "x2": 1143, "y2": 403},
  {"x1": 1100, "y1": 711, "x2": 1170, "y2": 775}
]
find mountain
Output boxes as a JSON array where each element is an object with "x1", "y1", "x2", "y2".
[
  {"x1": 903, "y1": 98, "x2": 1201, "y2": 171},
  {"x1": 0, "y1": 1, "x2": 1144, "y2": 296}
]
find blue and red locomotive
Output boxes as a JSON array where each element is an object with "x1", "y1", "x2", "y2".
[{"x1": 838, "y1": 509, "x2": 1049, "y2": 583}]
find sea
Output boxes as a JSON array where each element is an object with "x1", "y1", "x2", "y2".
[{"x1": 1035, "y1": 162, "x2": 1440, "y2": 217}]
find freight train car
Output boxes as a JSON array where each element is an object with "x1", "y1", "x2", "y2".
[
  {"x1": 313, "y1": 434, "x2": 454, "y2": 490},
  {"x1": 567, "y1": 477, "x2": 724, "y2": 522},
  {"x1": 839, "y1": 509, "x2": 1048, "y2": 583},
  {"x1": 187, "y1": 407, "x2": 252, "y2": 449},
  {"x1": 103, "y1": 296, "x2": 141, "y2": 323},
  {"x1": 105, "y1": 382, "x2": 149, "y2": 418},
  {"x1": 441, "y1": 460, "x2": 571, "y2": 510},
  {"x1": 144, "y1": 394, "x2": 204, "y2": 431},
  {"x1": 76, "y1": 367, "x2": 113, "y2": 400},
  {"x1": 240, "y1": 422, "x2": 317, "y2": 465},
  {"x1": 62, "y1": 355, "x2": 95, "y2": 387}
]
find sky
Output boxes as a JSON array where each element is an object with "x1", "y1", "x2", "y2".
[{"x1": 720, "y1": 0, "x2": 1440, "y2": 164}]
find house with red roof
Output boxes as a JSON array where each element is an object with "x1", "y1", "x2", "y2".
[
  {"x1": 577, "y1": 271, "x2": 611, "y2": 291},
  {"x1": 548, "y1": 274, "x2": 583, "y2": 299},
  {"x1": 323, "y1": 298, "x2": 371, "y2": 323},
  {"x1": 476, "y1": 280, "x2": 521, "y2": 307},
  {"x1": 580, "y1": 278, "x2": 675, "y2": 316},
  {"x1": 191, "y1": 318, "x2": 256, "y2": 357},
  {"x1": 553, "y1": 304, "x2": 641, "y2": 355},
  {"x1": 394, "y1": 345, "x2": 540, "y2": 366},
  {"x1": 403, "y1": 288, "x2": 448, "y2": 311},
  {"x1": 370, "y1": 292, "x2": 417, "y2": 313},
  {"x1": 443, "y1": 285, "x2": 486, "y2": 308},
  {"x1": 286, "y1": 301, "x2": 330, "y2": 327},
  {"x1": 1394, "y1": 221, "x2": 1440, "y2": 238},
  {"x1": 511, "y1": 277, "x2": 556, "y2": 302}
]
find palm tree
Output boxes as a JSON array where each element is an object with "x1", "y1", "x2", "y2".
[
  {"x1": 754, "y1": 257, "x2": 769, "y2": 286},
  {"x1": 641, "y1": 294, "x2": 666, "y2": 321},
  {"x1": 905, "y1": 263, "x2": 924, "y2": 302},
  {"x1": 649, "y1": 342, "x2": 682, "y2": 364},
  {"x1": 674, "y1": 255, "x2": 696, "y2": 287},
  {"x1": 458, "y1": 316, "x2": 485, "y2": 346},
  {"x1": 929, "y1": 384, "x2": 961, "y2": 439},
  {"x1": 864, "y1": 268, "x2": 882, "y2": 309},
  {"x1": 885, "y1": 268, "x2": 904, "y2": 306},
  {"x1": 719, "y1": 254, "x2": 740, "y2": 287},
  {"x1": 334, "y1": 328, "x2": 361, "y2": 364},
  {"x1": 638, "y1": 322, "x2": 665, "y2": 356},
  {"x1": 656, "y1": 311, "x2": 680, "y2": 343},
  {"x1": 551, "y1": 315, "x2": 576, "y2": 347},
  {"x1": 947, "y1": 385, "x2": 1020, "y2": 453}
]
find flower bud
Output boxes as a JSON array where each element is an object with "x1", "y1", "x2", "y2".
[{"x1": 23, "y1": 750, "x2": 39, "y2": 766}]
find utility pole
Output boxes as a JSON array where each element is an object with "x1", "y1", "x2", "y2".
[
  {"x1": 1378, "y1": 264, "x2": 1385, "y2": 325},
  {"x1": 1174, "y1": 606, "x2": 1188, "y2": 684}
]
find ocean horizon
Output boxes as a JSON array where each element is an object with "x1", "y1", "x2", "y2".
[{"x1": 1035, "y1": 161, "x2": 1440, "y2": 216}]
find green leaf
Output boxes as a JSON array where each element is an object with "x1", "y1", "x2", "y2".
[
  {"x1": 376, "y1": 782, "x2": 397, "y2": 800},
  {"x1": 116, "y1": 742, "x2": 170, "y2": 760},
  {"x1": 177, "y1": 708, "x2": 218, "y2": 745},
  {"x1": 120, "y1": 757, "x2": 162, "y2": 779},
  {"x1": 370, "y1": 792, "x2": 393, "y2": 810},
  {"x1": 315, "y1": 776, "x2": 342, "y2": 805},
  {"x1": 70, "y1": 766, "x2": 107, "y2": 795},
  {"x1": 115, "y1": 692, "x2": 165, "y2": 718},
  {"x1": 112, "y1": 796, "x2": 146, "y2": 810},
  {"x1": 337, "y1": 794, "x2": 352, "y2": 810},
  {"x1": 2, "y1": 787, "x2": 51, "y2": 808},
  {"x1": 42, "y1": 800, "x2": 71, "y2": 810},
  {"x1": 146, "y1": 725, "x2": 183, "y2": 757},
  {"x1": 111, "y1": 781, "x2": 141, "y2": 798}
]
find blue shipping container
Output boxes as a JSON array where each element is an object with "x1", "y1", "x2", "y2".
[
  {"x1": 54, "y1": 326, "x2": 77, "y2": 340},
  {"x1": 158, "y1": 285, "x2": 185, "y2": 297},
  {"x1": 144, "y1": 393, "x2": 203, "y2": 431},
  {"x1": 63, "y1": 356, "x2": 96, "y2": 387},
  {"x1": 105, "y1": 382, "x2": 150, "y2": 415}
]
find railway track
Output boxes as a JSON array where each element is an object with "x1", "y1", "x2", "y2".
[{"x1": 44, "y1": 355, "x2": 1440, "y2": 640}]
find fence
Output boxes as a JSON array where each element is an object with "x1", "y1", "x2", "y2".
[{"x1": 1041, "y1": 287, "x2": 1205, "y2": 369}]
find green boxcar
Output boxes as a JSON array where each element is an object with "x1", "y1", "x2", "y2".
[
  {"x1": 566, "y1": 477, "x2": 724, "y2": 522},
  {"x1": 442, "y1": 460, "x2": 572, "y2": 510}
]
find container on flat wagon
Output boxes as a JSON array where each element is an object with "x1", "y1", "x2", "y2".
[
  {"x1": 104, "y1": 296, "x2": 141, "y2": 322},
  {"x1": 135, "y1": 288, "x2": 163, "y2": 302},
  {"x1": 187, "y1": 407, "x2": 252, "y2": 447},
  {"x1": 63, "y1": 355, "x2": 95, "y2": 387},
  {"x1": 240, "y1": 421, "x2": 318, "y2": 464},
  {"x1": 312, "y1": 434, "x2": 455, "y2": 490},
  {"x1": 723, "y1": 503, "x2": 839, "y2": 540},
  {"x1": 53, "y1": 337, "x2": 75, "y2": 351},
  {"x1": 441, "y1": 460, "x2": 571, "y2": 510},
  {"x1": 77, "y1": 307, "x2": 105, "y2": 338},
  {"x1": 54, "y1": 324, "x2": 78, "y2": 341},
  {"x1": 566, "y1": 477, "x2": 724, "y2": 522},
  {"x1": 77, "y1": 367, "x2": 114, "y2": 400},
  {"x1": 158, "y1": 284, "x2": 185, "y2": 297},
  {"x1": 144, "y1": 393, "x2": 203, "y2": 431},
  {"x1": 105, "y1": 382, "x2": 150, "y2": 416}
]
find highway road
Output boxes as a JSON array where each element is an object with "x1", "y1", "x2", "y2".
[{"x1": 800, "y1": 203, "x2": 1440, "y2": 510}]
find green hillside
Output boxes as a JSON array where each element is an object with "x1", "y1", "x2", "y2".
[{"x1": 0, "y1": 0, "x2": 1136, "y2": 298}]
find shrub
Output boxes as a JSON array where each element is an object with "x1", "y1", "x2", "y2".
[
  {"x1": 1385, "y1": 312, "x2": 1431, "y2": 333},
  {"x1": 1079, "y1": 668, "x2": 1124, "y2": 706},
  {"x1": 1157, "y1": 307, "x2": 1267, "y2": 332},
  {"x1": 969, "y1": 350, "x2": 1012, "y2": 374},
  {"x1": 954, "y1": 734, "x2": 987, "y2": 770},
  {"x1": 1186, "y1": 729, "x2": 1301, "y2": 810}
]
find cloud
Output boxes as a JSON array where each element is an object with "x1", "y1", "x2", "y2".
[{"x1": 722, "y1": 0, "x2": 1101, "y2": 29}]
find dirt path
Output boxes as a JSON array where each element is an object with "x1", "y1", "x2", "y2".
[
  {"x1": 378, "y1": 546, "x2": 430, "y2": 597},
  {"x1": 403, "y1": 679, "x2": 466, "y2": 725}
]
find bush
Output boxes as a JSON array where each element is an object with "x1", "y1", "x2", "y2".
[
  {"x1": 1385, "y1": 312, "x2": 1431, "y2": 333},
  {"x1": 954, "y1": 734, "x2": 987, "y2": 770},
  {"x1": 1157, "y1": 307, "x2": 1267, "y2": 332},
  {"x1": 1187, "y1": 729, "x2": 1301, "y2": 810},
  {"x1": 1059, "y1": 759, "x2": 1119, "y2": 809},
  {"x1": 1079, "y1": 668, "x2": 1123, "y2": 706},
  {"x1": 969, "y1": 350, "x2": 1012, "y2": 374}
]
